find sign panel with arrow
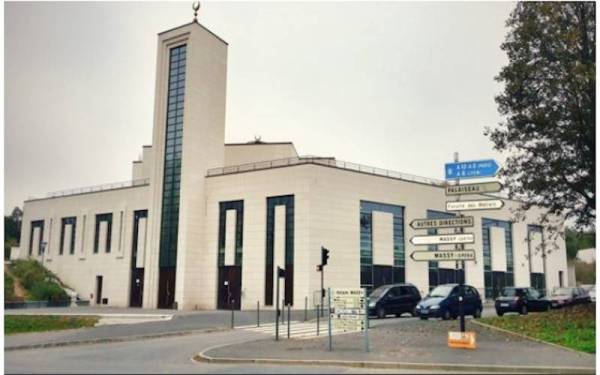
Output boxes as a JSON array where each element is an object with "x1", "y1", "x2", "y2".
[
  {"x1": 410, "y1": 249, "x2": 476, "y2": 262},
  {"x1": 410, "y1": 216, "x2": 474, "y2": 230},
  {"x1": 410, "y1": 233, "x2": 474, "y2": 246},
  {"x1": 445, "y1": 159, "x2": 499, "y2": 180},
  {"x1": 446, "y1": 182, "x2": 503, "y2": 196},
  {"x1": 446, "y1": 199, "x2": 504, "y2": 211}
]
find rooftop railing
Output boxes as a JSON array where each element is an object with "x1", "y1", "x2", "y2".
[
  {"x1": 44, "y1": 178, "x2": 150, "y2": 199},
  {"x1": 207, "y1": 157, "x2": 446, "y2": 187}
]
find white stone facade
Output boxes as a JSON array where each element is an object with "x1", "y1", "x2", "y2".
[{"x1": 16, "y1": 20, "x2": 568, "y2": 310}]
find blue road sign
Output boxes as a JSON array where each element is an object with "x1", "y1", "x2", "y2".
[{"x1": 445, "y1": 159, "x2": 499, "y2": 180}]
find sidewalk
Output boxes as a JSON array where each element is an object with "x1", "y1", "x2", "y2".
[{"x1": 200, "y1": 319, "x2": 595, "y2": 373}]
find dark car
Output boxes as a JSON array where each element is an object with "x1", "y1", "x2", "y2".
[
  {"x1": 574, "y1": 287, "x2": 592, "y2": 304},
  {"x1": 495, "y1": 287, "x2": 550, "y2": 316},
  {"x1": 548, "y1": 287, "x2": 577, "y2": 308},
  {"x1": 368, "y1": 283, "x2": 421, "y2": 319},
  {"x1": 416, "y1": 283, "x2": 482, "y2": 320}
]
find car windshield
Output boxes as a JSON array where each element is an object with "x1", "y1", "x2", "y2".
[
  {"x1": 500, "y1": 288, "x2": 523, "y2": 297},
  {"x1": 369, "y1": 286, "x2": 389, "y2": 299},
  {"x1": 552, "y1": 288, "x2": 572, "y2": 296},
  {"x1": 428, "y1": 285, "x2": 454, "y2": 298}
]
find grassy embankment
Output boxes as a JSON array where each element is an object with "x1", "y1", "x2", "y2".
[
  {"x1": 479, "y1": 304, "x2": 595, "y2": 353},
  {"x1": 6, "y1": 259, "x2": 68, "y2": 302},
  {"x1": 5, "y1": 315, "x2": 99, "y2": 335}
]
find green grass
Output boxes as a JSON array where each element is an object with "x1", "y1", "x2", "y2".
[
  {"x1": 479, "y1": 304, "x2": 595, "y2": 353},
  {"x1": 5, "y1": 315, "x2": 99, "y2": 335},
  {"x1": 9, "y1": 259, "x2": 68, "y2": 302},
  {"x1": 4, "y1": 272, "x2": 17, "y2": 302}
]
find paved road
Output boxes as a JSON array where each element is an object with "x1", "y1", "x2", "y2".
[
  {"x1": 5, "y1": 329, "x2": 467, "y2": 374},
  {"x1": 5, "y1": 306, "x2": 496, "y2": 349}
]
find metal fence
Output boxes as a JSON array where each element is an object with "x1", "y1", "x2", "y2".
[
  {"x1": 207, "y1": 157, "x2": 446, "y2": 187},
  {"x1": 45, "y1": 178, "x2": 150, "y2": 199}
]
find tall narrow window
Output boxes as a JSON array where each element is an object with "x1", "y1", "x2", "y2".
[
  {"x1": 426, "y1": 210, "x2": 461, "y2": 290},
  {"x1": 360, "y1": 201, "x2": 404, "y2": 293},
  {"x1": 157, "y1": 44, "x2": 187, "y2": 309},
  {"x1": 29, "y1": 220, "x2": 44, "y2": 256},
  {"x1": 265, "y1": 195, "x2": 294, "y2": 306},
  {"x1": 94, "y1": 213, "x2": 113, "y2": 253},
  {"x1": 482, "y1": 218, "x2": 514, "y2": 299},
  {"x1": 60, "y1": 217, "x2": 77, "y2": 255}
]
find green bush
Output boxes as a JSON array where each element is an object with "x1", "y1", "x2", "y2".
[
  {"x1": 9, "y1": 259, "x2": 68, "y2": 301},
  {"x1": 5, "y1": 315, "x2": 98, "y2": 335},
  {"x1": 5, "y1": 272, "x2": 17, "y2": 302}
]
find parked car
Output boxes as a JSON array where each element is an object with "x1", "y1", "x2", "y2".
[
  {"x1": 581, "y1": 284, "x2": 595, "y2": 302},
  {"x1": 415, "y1": 283, "x2": 482, "y2": 320},
  {"x1": 548, "y1": 287, "x2": 577, "y2": 308},
  {"x1": 368, "y1": 283, "x2": 421, "y2": 319},
  {"x1": 494, "y1": 287, "x2": 550, "y2": 316}
]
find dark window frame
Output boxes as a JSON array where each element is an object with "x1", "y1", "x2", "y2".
[
  {"x1": 59, "y1": 217, "x2": 77, "y2": 255},
  {"x1": 29, "y1": 220, "x2": 45, "y2": 256},
  {"x1": 94, "y1": 213, "x2": 113, "y2": 254}
]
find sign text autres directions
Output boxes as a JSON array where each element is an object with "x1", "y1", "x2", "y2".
[
  {"x1": 446, "y1": 199, "x2": 504, "y2": 211},
  {"x1": 410, "y1": 216, "x2": 474, "y2": 230},
  {"x1": 410, "y1": 233, "x2": 474, "y2": 246},
  {"x1": 410, "y1": 250, "x2": 476, "y2": 262},
  {"x1": 445, "y1": 182, "x2": 503, "y2": 196}
]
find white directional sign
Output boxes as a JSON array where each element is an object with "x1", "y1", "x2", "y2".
[
  {"x1": 410, "y1": 216, "x2": 474, "y2": 230},
  {"x1": 446, "y1": 182, "x2": 503, "y2": 196},
  {"x1": 410, "y1": 233, "x2": 474, "y2": 246},
  {"x1": 446, "y1": 199, "x2": 504, "y2": 211},
  {"x1": 410, "y1": 250, "x2": 476, "y2": 262},
  {"x1": 331, "y1": 288, "x2": 366, "y2": 332}
]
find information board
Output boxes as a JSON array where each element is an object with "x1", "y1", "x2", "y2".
[{"x1": 330, "y1": 288, "x2": 366, "y2": 332}]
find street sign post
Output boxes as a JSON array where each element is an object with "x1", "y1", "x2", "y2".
[
  {"x1": 445, "y1": 159, "x2": 499, "y2": 180},
  {"x1": 410, "y1": 249, "x2": 476, "y2": 262},
  {"x1": 445, "y1": 182, "x2": 503, "y2": 196},
  {"x1": 446, "y1": 199, "x2": 504, "y2": 211},
  {"x1": 329, "y1": 287, "x2": 370, "y2": 352},
  {"x1": 410, "y1": 233, "x2": 474, "y2": 246},
  {"x1": 410, "y1": 216, "x2": 474, "y2": 230}
]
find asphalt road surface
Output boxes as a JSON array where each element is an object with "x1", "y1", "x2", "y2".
[{"x1": 5, "y1": 329, "x2": 470, "y2": 374}]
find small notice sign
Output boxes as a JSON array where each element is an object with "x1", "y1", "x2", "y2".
[{"x1": 330, "y1": 288, "x2": 366, "y2": 332}]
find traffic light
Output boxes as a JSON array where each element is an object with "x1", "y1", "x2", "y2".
[
  {"x1": 316, "y1": 265, "x2": 323, "y2": 272},
  {"x1": 321, "y1": 247, "x2": 330, "y2": 266},
  {"x1": 277, "y1": 266, "x2": 286, "y2": 278}
]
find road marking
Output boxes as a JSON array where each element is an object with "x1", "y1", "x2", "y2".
[{"x1": 235, "y1": 321, "x2": 349, "y2": 339}]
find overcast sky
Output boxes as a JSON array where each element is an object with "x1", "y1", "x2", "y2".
[{"x1": 5, "y1": 1, "x2": 515, "y2": 214}]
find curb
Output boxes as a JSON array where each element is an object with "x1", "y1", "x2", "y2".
[
  {"x1": 193, "y1": 341, "x2": 596, "y2": 374},
  {"x1": 471, "y1": 320, "x2": 596, "y2": 358},
  {"x1": 5, "y1": 327, "x2": 229, "y2": 351}
]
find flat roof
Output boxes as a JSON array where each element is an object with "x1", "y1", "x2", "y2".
[{"x1": 158, "y1": 21, "x2": 228, "y2": 46}]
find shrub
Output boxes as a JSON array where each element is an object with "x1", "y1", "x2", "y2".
[{"x1": 9, "y1": 259, "x2": 68, "y2": 302}]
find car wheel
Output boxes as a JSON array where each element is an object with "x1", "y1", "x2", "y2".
[
  {"x1": 377, "y1": 307, "x2": 386, "y2": 319},
  {"x1": 395, "y1": 313, "x2": 402, "y2": 318},
  {"x1": 520, "y1": 305, "x2": 528, "y2": 315},
  {"x1": 442, "y1": 309, "x2": 451, "y2": 320},
  {"x1": 411, "y1": 308, "x2": 417, "y2": 317},
  {"x1": 545, "y1": 303, "x2": 551, "y2": 312},
  {"x1": 474, "y1": 307, "x2": 482, "y2": 319},
  {"x1": 420, "y1": 316, "x2": 428, "y2": 320},
  {"x1": 496, "y1": 310, "x2": 504, "y2": 317}
]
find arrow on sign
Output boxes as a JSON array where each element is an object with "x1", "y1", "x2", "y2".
[
  {"x1": 446, "y1": 199, "x2": 504, "y2": 211},
  {"x1": 410, "y1": 250, "x2": 476, "y2": 262},
  {"x1": 445, "y1": 159, "x2": 499, "y2": 180},
  {"x1": 410, "y1": 216, "x2": 474, "y2": 230},
  {"x1": 410, "y1": 233, "x2": 474, "y2": 246},
  {"x1": 446, "y1": 182, "x2": 503, "y2": 196}
]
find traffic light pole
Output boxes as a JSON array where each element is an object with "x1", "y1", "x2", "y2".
[{"x1": 320, "y1": 266, "x2": 324, "y2": 318}]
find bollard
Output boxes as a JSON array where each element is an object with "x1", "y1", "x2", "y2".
[
  {"x1": 282, "y1": 299, "x2": 285, "y2": 324},
  {"x1": 257, "y1": 301, "x2": 260, "y2": 327},
  {"x1": 304, "y1": 297, "x2": 308, "y2": 322},
  {"x1": 230, "y1": 299, "x2": 235, "y2": 329},
  {"x1": 316, "y1": 304, "x2": 320, "y2": 336},
  {"x1": 287, "y1": 304, "x2": 291, "y2": 339}
]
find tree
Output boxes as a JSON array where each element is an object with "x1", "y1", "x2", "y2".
[
  {"x1": 486, "y1": 2, "x2": 595, "y2": 230},
  {"x1": 566, "y1": 228, "x2": 596, "y2": 260},
  {"x1": 4, "y1": 206, "x2": 22, "y2": 260}
]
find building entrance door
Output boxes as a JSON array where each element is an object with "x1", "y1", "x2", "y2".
[
  {"x1": 129, "y1": 268, "x2": 144, "y2": 307},
  {"x1": 96, "y1": 275, "x2": 103, "y2": 305},
  {"x1": 218, "y1": 266, "x2": 241, "y2": 310},
  {"x1": 158, "y1": 267, "x2": 176, "y2": 309}
]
